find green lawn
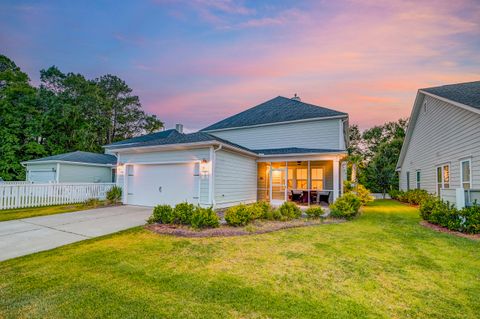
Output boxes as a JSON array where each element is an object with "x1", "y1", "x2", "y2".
[
  {"x1": 0, "y1": 202, "x2": 107, "y2": 221},
  {"x1": 1, "y1": 200, "x2": 479, "y2": 318}
]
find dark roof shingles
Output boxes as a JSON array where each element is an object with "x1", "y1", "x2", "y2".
[
  {"x1": 104, "y1": 129, "x2": 176, "y2": 147},
  {"x1": 201, "y1": 96, "x2": 347, "y2": 131},
  {"x1": 422, "y1": 81, "x2": 480, "y2": 110},
  {"x1": 27, "y1": 151, "x2": 117, "y2": 165}
]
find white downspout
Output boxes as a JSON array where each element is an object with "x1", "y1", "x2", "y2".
[{"x1": 210, "y1": 144, "x2": 222, "y2": 208}]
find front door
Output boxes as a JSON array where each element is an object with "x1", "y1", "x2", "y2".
[{"x1": 270, "y1": 168, "x2": 286, "y2": 205}]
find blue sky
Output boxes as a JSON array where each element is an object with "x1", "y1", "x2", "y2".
[{"x1": 1, "y1": 0, "x2": 479, "y2": 130}]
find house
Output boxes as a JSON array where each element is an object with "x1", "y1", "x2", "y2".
[
  {"x1": 104, "y1": 96, "x2": 349, "y2": 208},
  {"x1": 396, "y1": 81, "x2": 480, "y2": 208},
  {"x1": 22, "y1": 151, "x2": 117, "y2": 183}
]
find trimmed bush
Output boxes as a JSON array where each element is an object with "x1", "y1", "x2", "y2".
[
  {"x1": 106, "y1": 186, "x2": 122, "y2": 204},
  {"x1": 148, "y1": 204, "x2": 175, "y2": 224},
  {"x1": 329, "y1": 193, "x2": 361, "y2": 219},
  {"x1": 190, "y1": 206, "x2": 220, "y2": 229},
  {"x1": 225, "y1": 204, "x2": 253, "y2": 226},
  {"x1": 388, "y1": 189, "x2": 404, "y2": 200},
  {"x1": 343, "y1": 181, "x2": 374, "y2": 205},
  {"x1": 305, "y1": 206, "x2": 324, "y2": 218},
  {"x1": 419, "y1": 198, "x2": 480, "y2": 234},
  {"x1": 398, "y1": 189, "x2": 431, "y2": 205},
  {"x1": 277, "y1": 201, "x2": 302, "y2": 220},
  {"x1": 250, "y1": 201, "x2": 272, "y2": 220},
  {"x1": 174, "y1": 202, "x2": 195, "y2": 225}
]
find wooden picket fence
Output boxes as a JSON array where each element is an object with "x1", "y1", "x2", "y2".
[{"x1": 0, "y1": 183, "x2": 116, "y2": 210}]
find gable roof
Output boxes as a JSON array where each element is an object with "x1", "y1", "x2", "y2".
[
  {"x1": 201, "y1": 96, "x2": 347, "y2": 131},
  {"x1": 421, "y1": 81, "x2": 480, "y2": 110},
  {"x1": 23, "y1": 151, "x2": 117, "y2": 165},
  {"x1": 396, "y1": 80, "x2": 480, "y2": 170},
  {"x1": 107, "y1": 130, "x2": 256, "y2": 155},
  {"x1": 104, "y1": 129, "x2": 177, "y2": 147}
]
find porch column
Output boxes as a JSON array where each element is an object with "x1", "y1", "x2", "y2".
[{"x1": 333, "y1": 158, "x2": 340, "y2": 201}]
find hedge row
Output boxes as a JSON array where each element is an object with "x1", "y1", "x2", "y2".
[
  {"x1": 420, "y1": 197, "x2": 480, "y2": 234},
  {"x1": 389, "y1": 189, "x2": 430, "y2": 205},
  {"x1": 147, "y1": 202, "x2": 219, "y2": 229}
]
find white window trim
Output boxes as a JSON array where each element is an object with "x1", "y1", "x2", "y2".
[{"x1": 460, "y1": 158, "x2": 472, "y2": 189}]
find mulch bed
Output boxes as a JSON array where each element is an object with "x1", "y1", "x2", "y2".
[
  {"x1": 420, "y1": 221, "x2": 480, "y2": 240},
  {"x1": 145, "y1": 218, "x2": 345, "y2": 238}
]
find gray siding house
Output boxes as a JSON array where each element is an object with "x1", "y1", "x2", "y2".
[
  {"x1": 396, "y1": 81, "x2": 480, "y2": 208},
  {"x1": 22, "y1": 151, "x2": 117, "y2": 183},
  {"x1": 104, "y1": 96, "x2": 349, "y2": 208}
]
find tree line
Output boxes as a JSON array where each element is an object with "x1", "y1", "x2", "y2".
[
  {"x1": 0, "y1": 55, "x2": 163, "y2": 181},
  {"x1": 348, "y1": 119, "x2": 408, "y2": 196}
]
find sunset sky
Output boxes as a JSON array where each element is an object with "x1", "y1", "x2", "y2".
[{"x1": 1, "y1": 0, "x2": 479, "y2": 131}]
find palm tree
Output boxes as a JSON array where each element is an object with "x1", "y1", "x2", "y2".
[{"x1": 347, "y1": 154, "x2": 363, "y2": 183}]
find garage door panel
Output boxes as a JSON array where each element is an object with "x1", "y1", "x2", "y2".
[
  {"x1": 126, "y1": 163, "x2": 199, "y2": 207},
  {"x1": 28, "y1": 171, "x2": 56, "y2": 183}
]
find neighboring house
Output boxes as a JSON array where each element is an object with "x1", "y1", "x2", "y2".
[
  {"x1": 396, "y1": 81, "x2": 480, "y2": 208},
  {"x1": 22, "y1": 151, "x2": 117, "y2": 183},
  {"x1": 104, "y1": 96, "x2": 349, "y2": 208}
]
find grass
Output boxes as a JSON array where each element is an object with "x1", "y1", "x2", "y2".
[
  {"x1": 0, "y1": 201, "x2": 109, "y2": 221},
  {"x1": 0, "y1": 200, "x2": 479, "y2": 318}
]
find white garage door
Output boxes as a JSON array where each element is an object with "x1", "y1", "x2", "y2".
[
  {"x1": 126, "y1": 163, "x2": 200, "y2": 207},
  {"x1": 28, "y1": 170, "x2": 56, "y2": 183}
]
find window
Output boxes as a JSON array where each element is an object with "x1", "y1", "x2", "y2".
[
  {"x1": 461, "y1": 159, "x2": 471, "y2": 190},
  {"x1": 287, "y1": 168, "x2": 294, "y2": 188},
  {"x1": 406, "y1": 172, "x2": 410, "y2": 191},
  {"x1": 296, "y1": 168, "x2": 307, "y2": 189},
  {"x1": 436, "y1": 164, "x2": 450, "y2": 195},
  {"x1": 416, "y1": 171, "x2": 421, "y2": 189},
  {"x1": 311, "y1": 167, "x2": 324, "y2": 190}
]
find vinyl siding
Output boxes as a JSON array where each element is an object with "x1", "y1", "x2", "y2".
[
  {"x1": 209, "y1": 119, "x2": 343, "y2": 150},
  {"x1": 26, "y1": 163, "x2": 57, "y2": 171},
  {"x1": 214, "y1": 149, "x2": 257, "y2": 208},
  {"x1": 118, "y1": 148, "x2": 211, "y2": 205},
  {"x1": 400, "y1": 95, "x2": 480, "y2": 194},
  {"x1": 58, "y1": 164, "x2": 113, "y2": 183}
]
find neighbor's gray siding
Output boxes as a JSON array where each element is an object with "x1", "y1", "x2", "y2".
[
  {"x1": 214, "y1": 149, "x2": 257, "y2": 208},
  {"x1": 58, "y1": 163, "x2": 112, "y2": 183},
  {"x1": 400, "y1": 94, "x2": 480, "y2": 193},
  {"x1": 209, "y1": 119, "x2": 344, "y2": 150},
  {"x1": 117, "y1": 148, "x2": 211, "y2": 205}
]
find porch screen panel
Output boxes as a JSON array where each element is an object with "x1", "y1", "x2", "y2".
[{"x1": 257, "y1": 162, "x2": 269, "y2": 201}]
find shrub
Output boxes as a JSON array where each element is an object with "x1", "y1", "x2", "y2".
[
  {"x1": 305, "y1": 206, "x2": 324, "y2": 218},
  {"x1": 344, "y1": 182, "x2": 374, "y2": 205},
  {"x1": 250, "y1": 201, "x2": 272, "y2": 220},
  {"x1": 148, "y1": 204, "x2": 175, "y2": 224},
  {"x1": 225, "y1": 204, "x2": 253, "y2": 226},
  {"x1": 388, "y1": 189, "x2": 404, "y2": 200},
  {"x1": 263, "y1": 208, "x2": 282, "y2": 221},
  {"x1": 190, "y1": 206, "x2": 219, "y2": 229},
  {"x1": 174, "y1": 202, "x2": 195, "y2": 225},
  {"x1": 398, "y1": 189, "x2": 431, "y2": 205},
  {"x1": 106, "y1": 186, "x2": 122, "y2": 204},
  {"x1": 429, "y1": 200, "x2": 460, "y2": 229},
  {"x1": 329, "y1": 193, "x2": 361, "y2": 220},
  {"x1": 419, "y1": 196, "x2": 438, "y2": 221},
  {"x1": 277, "y1": 201, "x2": 302, "y2": 220},
  {"x1": 460, "y1": 204, "x2": 480, "y2": 234}
]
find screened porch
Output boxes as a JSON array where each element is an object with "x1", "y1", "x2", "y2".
[{"x1": 257, "y1": 160, "x2": 338, "y2": 206}]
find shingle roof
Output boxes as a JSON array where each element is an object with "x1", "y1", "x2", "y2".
[
  {"x1": 104, "y1": 129, "x2": 177, "y2": 147},
  {"x1": 422, "y1": 81, "x2": 480, "y2": 110},
  {"x1": 107, "y1": 130, "x2": 255, "y2": 154},
  {"x1": 201, "y1": 96, "x2": 347, "y2": 131},
  {"x1": 25, "y1": 151, "x2": 117, "y2": 165},
  {"x1": 253, "y1": 148, "x2": 345, "y2": 155}
]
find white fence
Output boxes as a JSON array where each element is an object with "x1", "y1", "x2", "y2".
[
  {"x1": 0, "y1": 183, "x2": 116, "y2": 210},
  {"x1": 0, "y1": 181, "x2": 33, "y2": 185}
]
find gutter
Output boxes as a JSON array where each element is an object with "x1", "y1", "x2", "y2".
[
  {"x1": 209, "y1": 144, "x2": 223, "y2": 208},
  {"x1": 21, "y1": 160, "x2": 116, "y2": 167}
]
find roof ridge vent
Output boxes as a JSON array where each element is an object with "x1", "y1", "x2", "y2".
[{"x1": 291, "y1": 93, "x2": 301, "y2": 101}]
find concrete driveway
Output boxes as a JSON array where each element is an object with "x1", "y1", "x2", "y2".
[{"x1": 0, "y1": 205, "x2": 152, "y2": 262}]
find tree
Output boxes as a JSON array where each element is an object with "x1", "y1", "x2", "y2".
[
  {"x1": 0, "y1": 55, "x2": 45, "y2": 180},
  {"x1": 364, "y1": 138, "x2": 404, "y2": 197}
]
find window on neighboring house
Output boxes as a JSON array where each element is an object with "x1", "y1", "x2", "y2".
[
  {"x1": 436, "y1": 164, "x2": 450, "y2": 195},
  {"x1": 406, "y1": 172, "x2": 410, "y2": 191},
  {"x1": 461, "y1": 159, "x2": 471, "y2": 190},
  {"x1": 416, "y1": 171, "x2": 421, "y2": 189}
]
